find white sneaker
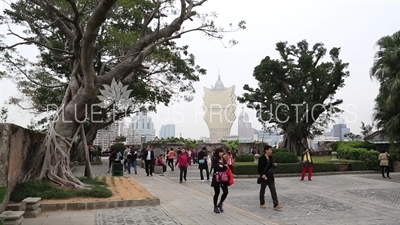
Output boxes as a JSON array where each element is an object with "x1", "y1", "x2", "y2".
[
  {"x1": 208, "y1": 179, "x2": 211, "y2": 182},
  {"x1": 201, "y1": 180, "x2": 204, "y2": 183}
]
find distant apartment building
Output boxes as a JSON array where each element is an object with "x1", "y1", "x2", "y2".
[
  {"x1": 93, "y1": 121, "x2": 121, "y2": 151},
  {"x1": 159, "y1": 124, "x2": 175, "y2": 139},
  {"x1": 126, "y1": 112, "x2": 156, "y2": 145},
  {"x1": 254, "y1": 130, "x2": 281, "y2": 146}
]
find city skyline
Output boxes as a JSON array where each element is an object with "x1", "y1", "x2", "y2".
[{"x1": 1, "y1": 1, "x2": 394, "y2": 139}]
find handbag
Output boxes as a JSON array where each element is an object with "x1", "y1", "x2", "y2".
[
  {"x1": 199, "y1": 159, "x2": 205, "y2": 164},
  {"x1": 257, "y1": 160, "x2": 269, "y2": 184},
  {"x1": 216, "y1": 171, "x2": 229, "y2": 183}
]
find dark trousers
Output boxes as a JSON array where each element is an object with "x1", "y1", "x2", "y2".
[
  {"x1": 301, "y1": 165, "x2": 313, "y2": 180},
  {"x1": 145, "y1": 160, "x2": 153, "y2": 176},
  {"x1": 179, "y1": 166, "x2": 187, "y2": 182},
  {"x1": 123, "y1": 159, "x2": 128, "y2": 170},
  {"x1": 259, "y1": 179, "x2": 279, "y2": 207},
  {"x1": 200, "y1": 166, "x2": 210, "y2": 180},
  {"x1": 213, "y1": 184, "x2": 228, "y2": 206},
  {"x1": 381, "y1": 166, "x2": 390, "y2": 177},
  {"x1": 168, "y1": 159, "x2": 174, "y2": 171}
]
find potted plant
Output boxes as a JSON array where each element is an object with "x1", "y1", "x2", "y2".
[{"x1": 334, "y1": 161, "x2": 350, "y2": 171}]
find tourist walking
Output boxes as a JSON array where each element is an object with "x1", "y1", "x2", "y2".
[
  {"x1": 198, "y1": 147, "x2": 210, "y2": 182},
  {"x1": 378, "y1": 150, "x2": 391, "y2": 178},
  {"x1": 127, "y1": 147, "x2": 138, "y2": 174},
  {"x1": 123, "y1": 146, "x2": 130, "y2": 171},
  {"x1": 142, "y1": 145, "x2": 155, "y2": 176},
  {"x1": 226, "y1": 151, "x2": 234, "y2": 174},
  {"x1": 175, "y1": 148, "x2": 191, "y2": 183},
  {"x1": 191, "y1": 149, "x2": 198, "y2": 164},
  {"x1": 167, "y1": 148, "x2": 175, "y2": 171},
  {"x1": 300, "y1": 147, "x2": 313, "y2": 181},
  {"x1": 258, "y1": 145, "x2": 282, "y2": 210},
  {"x1": 211, "y1": 148, "x2": 229, "y2": 213}
]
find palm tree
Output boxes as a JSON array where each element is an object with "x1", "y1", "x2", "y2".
[{"x1": 371, "y1": 31, "x2": 400, "y2": 142}]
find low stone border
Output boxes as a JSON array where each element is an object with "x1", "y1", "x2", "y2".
[
  {"x1": 41, "y1": 198, "x2": 160, "y2": 211},
  {"x1": 234, "y1": 170, "x2": 377, "y2": 178}
]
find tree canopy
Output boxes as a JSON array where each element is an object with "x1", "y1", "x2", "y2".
[
  {"x1": 370, "y1": 31, "x2": 400, "y2": 142},
  {"x1": 0, "y1": 0, "x2": 245, "y2": 188},
  {"x1": 238, "y1": 40, "x2": 349, "y2": 154}
]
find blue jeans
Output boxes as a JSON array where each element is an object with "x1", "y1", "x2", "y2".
[{"x1": 128, "y1": 160, "x2": 137, "y2": 174}]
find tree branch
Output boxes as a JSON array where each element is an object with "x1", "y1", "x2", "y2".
[
  {"x1": 65, "y1": 0, "x2": 84, "y2": 58},
  {"x1": 81, "y1": 0, "x2": 117, "y2": 88},
  {"x1": 101, "y1": 0, "x2": 206, "y2": 85},
  {"x1": 5, "y1": 58, "x2": 68, "y2": 88},
  {"x1": 4, "y1": 28, "x2": 73, "y2": 55}
]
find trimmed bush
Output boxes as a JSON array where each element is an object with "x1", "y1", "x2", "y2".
[
  {"x1": 273, "y1": 152, "x2": 299, "y2": 163},
  {"x1": 0, "y1": 186, "x2": 6, "y2": 203},
  {"x1": 233, "y1": 159, "x2": 367, "y2": 175},
  {"x1": 335, "y1": 142, "x2": 379, "y2": 170},
  {"x1": 10, "y1": 177, "x2": 112, "y2": 202},
  {"x1": 235, "y1": 154, "x2": 254, "y2": 162},
  {"x1": 110, "y1": 142, "x2": 125, "y2": 154}
]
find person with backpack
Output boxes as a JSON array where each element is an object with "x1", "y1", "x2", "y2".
[
  {"x1": 127, "y1": 147, "x2": 138, "y2": 174},
  {"x1": 198, "y1": 147, "x2": 210, "y2": 182}
]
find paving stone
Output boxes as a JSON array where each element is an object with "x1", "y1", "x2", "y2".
[
  {"x1": 95, "y1": 206, "x2": 180, "y2": 225},
  {"x1": 346, "y1": 188, "x2": 400, "y2": 205}
]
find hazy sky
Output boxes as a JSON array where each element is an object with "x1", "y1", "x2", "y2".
[{"x1": 0, "y1": 0, "x2": 399, "y2": 139}]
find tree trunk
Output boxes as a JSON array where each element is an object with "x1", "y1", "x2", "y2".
[
  {"x1": 70, "y1": 124, "x2": 98, "y2": 162},
  {"x1": 280, "y1": 134, "x2": 307, "y2": 155},
  {"x1": 81, "y1": 125, "x2": 94, "y2": 179},
  {"x1": 23, "y1": 114, "x2": 86, "y2": 188}
]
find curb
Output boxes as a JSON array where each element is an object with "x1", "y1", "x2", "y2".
[
  {"x1": 41, "y1": 198, "x2": 160, "y2": 211},
  {"x1": 233, "y1": 170, "x2": 378, "y2": 178}
]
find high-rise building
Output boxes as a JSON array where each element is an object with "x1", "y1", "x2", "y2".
[
  {"x1": 203, "y1": 74, "x2": 236, "y2": 142},
  {"x1": 126, "y1": 112, "x2": 156, "y2": 144},
  {"x1": 159, "y1": 124, "x2": 175, "y2": 139},
  {"x1": 330, "y1": 123, "x2": 350, "y2": 140},
  {"x1": 238, "y1": 107, "x2": 253, "y2": 139}
]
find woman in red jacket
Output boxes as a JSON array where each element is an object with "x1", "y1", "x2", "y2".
[{"x1": 175, "y1": 148, "x2": 191, "y2": 183}]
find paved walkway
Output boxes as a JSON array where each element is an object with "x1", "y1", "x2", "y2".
[{"x1": 25, "y1": 159, "x2": 400, "y2": 225}]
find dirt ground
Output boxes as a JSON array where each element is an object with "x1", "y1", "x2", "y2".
[{"x1": 41, "y1": 176, "x2": 155, "y2": 203}]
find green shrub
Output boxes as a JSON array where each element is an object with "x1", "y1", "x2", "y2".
[
  {"x1": 336, "y1": 142, "x2": 379, "y2": 170},
  {"x1": 92, "y1": 149, "x2": 99, "y2": 157},
  {"x1": 233, "y1": 162, "x2": 338, "y2": 175},
  {"x1": 349, "y1": 161, "x2": 367, "y2": 171},
  {"x1": 389, "y1": 144, "x2": 400, "y2": 161},
  {"x1": 10, "y1": 177, "x2": 112, "y2": 202},
  {"x1": 0, "y1": 186, "x2": 7, "y2": 203},
  {"x1": 110, "y1": 142, "x2": 125, "y2": 154},
  {"x1": 273, "y1": 152, "x2": 299, "y2": 163},
  {"x1": 235, "y1": 154, "x2": 254, "y2": 162},
  {"x1": 273, "y1": 148, "x2": 290, "y2": 153}
]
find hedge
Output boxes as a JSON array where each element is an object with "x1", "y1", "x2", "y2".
[
  {"x1": 233, "y1": 161, "x2": 366, "y2": 175},
  {"x1": 235, "y1": 154, "x2": 253, "y2": 162},
  {"x1": 336, "y1": 142, "x2": 379, "y2": 170}
]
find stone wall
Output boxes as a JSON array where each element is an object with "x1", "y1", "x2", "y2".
[{"x1": 0, "y1": 123, "x2": 44, "y2": 211}]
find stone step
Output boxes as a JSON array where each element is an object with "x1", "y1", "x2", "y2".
[
  {"x1": 22, "y1": 197, "x2": 41, "y2": 204},
  {"x1": 0, "y1": 211, "x2": 24, "y2": 225},
  {"x1": 6, "y1": 202, "x2": 26, "y2": 211}
]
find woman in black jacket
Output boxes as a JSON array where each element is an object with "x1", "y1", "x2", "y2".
[
  {"x1": 258, "y1": 145, "x2": 282, "y2": 210},
  {"x1": 211, "y1": 148, "x2": 229, "y2": 213}
]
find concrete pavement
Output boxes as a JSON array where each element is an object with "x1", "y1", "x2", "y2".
[{"x1": 25, "y1": 160, "x2": 400, "y2": 225}]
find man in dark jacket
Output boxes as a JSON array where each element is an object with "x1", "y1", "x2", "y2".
[
  {"x1": 257, "y1": 145, "x2": 282, "y2": 210},
  {"x1": 142, "y1": 145, "x2": 155, "y2": 176},
  {"x1": 197, "y1": 147, "x2": 210, "y2": 182}
]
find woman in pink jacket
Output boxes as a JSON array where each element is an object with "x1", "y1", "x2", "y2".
[{"x1": 175, "y1": 148, "x2": 191, "y2": 183}]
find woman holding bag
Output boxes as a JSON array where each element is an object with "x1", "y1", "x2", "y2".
[{"x1": 211, "y1": 148, "x2": 229, "y2": 213}]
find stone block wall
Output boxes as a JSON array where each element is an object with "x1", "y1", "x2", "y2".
[{"x1": 0, "y1": 123, "x2": 44, "y2": 211}]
